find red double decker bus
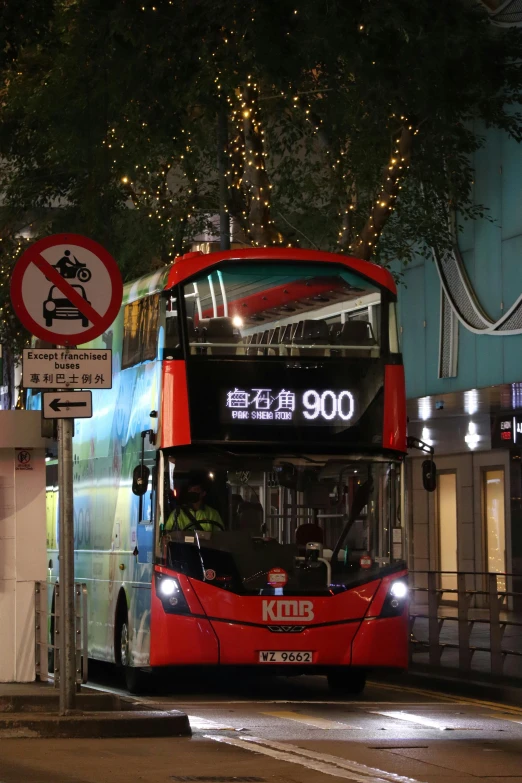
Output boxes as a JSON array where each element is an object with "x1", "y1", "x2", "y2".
[{"x1": 47, "y1": 247, "x2": 413, "y2": 694}]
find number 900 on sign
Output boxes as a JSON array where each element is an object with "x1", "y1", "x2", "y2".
[{"x1": 302, "y1": 390, "x2": 354, "y2": 421}]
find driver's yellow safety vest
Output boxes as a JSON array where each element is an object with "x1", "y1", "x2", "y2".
[{"x1": 165, "y1": 505, "x2": 223, "y2": 532}]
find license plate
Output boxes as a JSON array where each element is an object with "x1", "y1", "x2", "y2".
[{"x1": 258, "y1": 651, "x2": 313, "y2": 663}]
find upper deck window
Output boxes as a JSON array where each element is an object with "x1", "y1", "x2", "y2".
[
  {"x1": 181, "y1": 261, "x2": 383, "y2": 359},
  {"x1": 122, "y1": 294, "x2": 160, "y2": 369}
]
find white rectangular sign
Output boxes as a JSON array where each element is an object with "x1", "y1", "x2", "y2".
[
  {"x1": 23, "y1": 349, "x2": 112, "y2": 389},
  {"x1": 42, "y1": 391, "x2": 93, "y2": 419}
]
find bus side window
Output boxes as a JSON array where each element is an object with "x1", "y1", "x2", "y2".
[
  {"x1": 163, "y1": 293, "x2": 182, "y2": 359},
  {"x1": 122, "y1": 294, "x2": 160, "y2": 369}
]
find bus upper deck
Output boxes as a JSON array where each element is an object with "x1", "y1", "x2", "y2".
[{"x1": 120, "y1": 248, "x2": 406, "y2": 454}]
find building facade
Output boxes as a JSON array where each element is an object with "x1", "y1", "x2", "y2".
[{"x1": 397, "y1": 115, "x2": 522, "y2": 591}]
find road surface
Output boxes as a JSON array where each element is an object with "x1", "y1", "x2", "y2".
[{"x1": 1, "y1": 668, "x2": 522, "y2": 782}]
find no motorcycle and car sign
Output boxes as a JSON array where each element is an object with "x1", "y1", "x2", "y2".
[{"x1": 10, "y1": 233, "x2": 123, "y2": 346}]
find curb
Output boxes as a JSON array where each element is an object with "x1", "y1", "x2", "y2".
[
  {"x1": 0, "y1": 690, "x2": 191, "y2": 738},
  {"x1": 0, "y1": 709, "x2": 191, "y2": 739}
]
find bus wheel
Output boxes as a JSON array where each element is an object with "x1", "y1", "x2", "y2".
[
  {"x1": 116, "y1": 609, "x2": 149, "y2": 694},
  {"x1": 327, "y1": 669, "x2": 366, "y2": 696}
]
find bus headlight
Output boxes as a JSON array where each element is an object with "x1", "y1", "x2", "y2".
[
  {"x1": 390, "y1": 580, "x2": 408, "y2": 600},
  {"x1": 154, "y1": 572, "x2": 190, "y2": 614},
  {"x1": 380, "y1": 578, "x2": 408, "y2": 618},
  {"x1": 159, "y1": 577, "x2": 178, "y2": 597}
]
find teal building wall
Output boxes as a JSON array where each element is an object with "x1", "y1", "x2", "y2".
[{"x1": 397, "y1": 120, "x2": 522, "y2": 399}]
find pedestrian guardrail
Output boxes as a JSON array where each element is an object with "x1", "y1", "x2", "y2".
[
  {"x1": 409, "y1": 570, "x2": 522, "y2": 676},
  {"x1": 35, "y1": 581, "x2": 88, "y2": 686}
]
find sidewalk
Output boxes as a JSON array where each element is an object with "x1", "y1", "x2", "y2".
[
  {"x1": 0, "y1": 680, "x2": 190, "y2": 738},
  {"x1": 0, "y1": 681, "x2": 56, "y2": 697}
]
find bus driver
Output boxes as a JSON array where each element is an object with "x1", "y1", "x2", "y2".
[{"x1": 165, "y1": 477, "x2": 224, "y2": 532}]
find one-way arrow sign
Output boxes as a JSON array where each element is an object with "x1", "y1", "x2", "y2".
[
  {"x1": 49, "y1": 398, "x2": 87, "y2": 413},
  {"x1": 43, "y1": 390, "x2": 92, "y2": 419}
]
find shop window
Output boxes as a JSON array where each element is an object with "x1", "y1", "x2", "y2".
[
  {"x1": 483, "y1": 469, "x2": 506, "y2": 592},
  {"x1": 122, "y1": 294, "x2": 160, "y2": 369},
  {"x1": 438, "y1": 472, "x2": 458, "y2": 598}
]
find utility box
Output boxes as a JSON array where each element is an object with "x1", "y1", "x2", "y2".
[{"x1": 0, "y1": 411, "x2": 47, "y2": 682}]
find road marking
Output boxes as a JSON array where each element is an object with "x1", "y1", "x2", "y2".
[
  {"x1": 261, "y1": 710, "x2": 362, "y2": 730},
  {"x1": 188, "y1": 715, "x2": 236, "y2": 731},
  {"x1": 205, "y1": 734, "x2": 427, "y2": 783},
  {"x1": 374, "y1": 681, "x2": 522, "y2": 716},
  {"x1": 373, "y1": 711, "x2": 454, "y2": 730},
  {"x1": 486, "y1": 713, "x2": 522, "y2": 726},
  {"x1": 169, "y1": 700, "x2": 460, "y2": 707}
]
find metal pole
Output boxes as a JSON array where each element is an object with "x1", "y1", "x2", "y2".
[
  {"x1": 457, "y1": 572, "x2": 471, "y2": 671},
  {"x1": 427, "y1": 571, "x2": 440, "y2": 666},
  {"x1": 58, "y1": 417, "x2": 76, "y2": 713},
  {"x1": 489, "y1": 573, "x2": 503, "y2": 676},
  {"x1": 57, "y1": 420, "x2": 64, "y2": 696}
]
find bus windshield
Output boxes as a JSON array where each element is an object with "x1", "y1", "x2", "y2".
[
  {"x1": 157, "y1": 453, "x2": 403, "y2": 594},
  {"x1": 180, "y1": 261, "x2": 382, "y2": 358}
]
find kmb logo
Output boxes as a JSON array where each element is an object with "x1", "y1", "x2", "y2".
[{"x1": 262, "y1": 600, "x2": 314, "y2": 622}]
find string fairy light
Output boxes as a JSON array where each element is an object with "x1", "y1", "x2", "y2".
[{"x1": 342, "y1": 116, "x2": 416, "y2": 258}]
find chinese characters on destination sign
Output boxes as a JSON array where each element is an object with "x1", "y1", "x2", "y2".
[
  {"x1": 22, "y1": 349, "x2": 112, "y2": 389},
  {"x1": 221, "y1": 386, "x2": 356, "y2": 426}
]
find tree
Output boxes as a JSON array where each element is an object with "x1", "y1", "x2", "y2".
[
  {"x1": 0, "y1": 0, "x2": 55, "y2": 402},
  {"x1": 1, "y1": 0, "x2": 521, "y2": 275},
  {"x1": 249, "y1": 0, "x2": 522, "y2": 262}
]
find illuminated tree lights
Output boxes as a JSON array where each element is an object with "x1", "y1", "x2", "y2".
[{"x1": 1, "y1": 0, "x2": 521, "y2": 273}]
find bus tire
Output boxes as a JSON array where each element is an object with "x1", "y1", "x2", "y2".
[
  {"x1": 327, "y1": 668, "x2": 366, "y2": 696},
  {"x1": 115, "y1": 601, "x2": 149, "y2": 694}
]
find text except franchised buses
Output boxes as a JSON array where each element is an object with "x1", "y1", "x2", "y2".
[
  {"x1": 25, "y1": 351, "x2": 110, "y2": 362},
  {"x1": 23, "y1": 347, "x2": 113, "y2": 389}
]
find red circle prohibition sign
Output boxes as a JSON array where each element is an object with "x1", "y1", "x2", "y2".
[{"x1": 10, "y1": 233, "x2": 123, "y2": 345}]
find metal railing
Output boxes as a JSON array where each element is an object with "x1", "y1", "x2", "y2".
[
  {"x1": 409, "y1": 570, "x2": 522, "y2": 676},
  {"x1": 35, "y1": 581, "x2": 88, "y2": 686}
]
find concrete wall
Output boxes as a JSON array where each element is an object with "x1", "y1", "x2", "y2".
[{"x1": 0, "y1": 412, "x2": 47, "y2": 682}]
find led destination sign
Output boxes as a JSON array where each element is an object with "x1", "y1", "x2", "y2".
[{"x1": 221, "y1": 387, "x2": 356, "y2": 426}]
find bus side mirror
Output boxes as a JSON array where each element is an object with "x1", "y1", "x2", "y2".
[
  {"x1": 132, "y1": 465, "x2": 150, "y2": 496},
  {"x1": 422, "y1": 459, "x2": 437, "y2": 492}
]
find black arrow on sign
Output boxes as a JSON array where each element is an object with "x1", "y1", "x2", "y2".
[{"x1": 49, "y1": 398, "x2": 87, "y2": 413}]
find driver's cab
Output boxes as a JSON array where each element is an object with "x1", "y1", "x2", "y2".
[{"x1": 155, "y1": 452, "x2": 403, "y2": 594}]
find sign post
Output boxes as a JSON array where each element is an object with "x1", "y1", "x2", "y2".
[
  {"x1": 57, "y1": 415, "x2": 76, "y2": 711},
  {"x1": 10, "y1": 234, "x2": 122, "y2": 714}
]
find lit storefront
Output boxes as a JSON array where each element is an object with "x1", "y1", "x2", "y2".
[{"x1": 405, "y1": 386, "x2": 522, "y2": 590}]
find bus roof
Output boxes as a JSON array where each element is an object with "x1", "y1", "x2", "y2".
[{"x1": 123, "y1": 248, "x2": 396, "y2": 305}]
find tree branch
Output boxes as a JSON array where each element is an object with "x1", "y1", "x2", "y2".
[
  {"x1": 241, "y1": 84, "x2": 282, "y2": 246},
  {"x1": 351, "y1": 124, "x2": 414, "y2": 261}
]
